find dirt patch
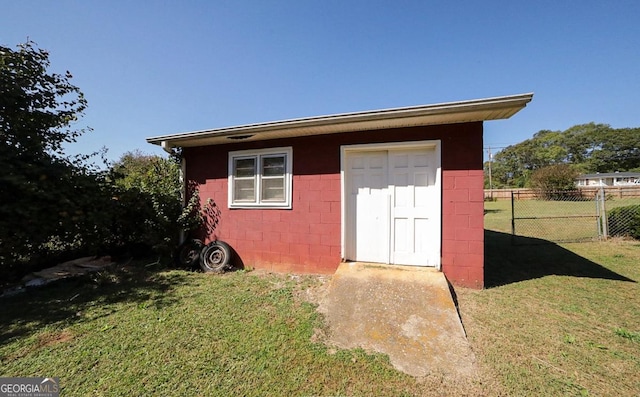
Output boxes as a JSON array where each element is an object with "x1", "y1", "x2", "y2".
[
  {"x1": 292, "y1": 275, "x2": 330, "y2": 305},
  {"x1": 8, "y1": 330, "x2": 75, "y2": 362},
  {"x1": 37, "y1": 329, "x2": 74, "y2": 348}
]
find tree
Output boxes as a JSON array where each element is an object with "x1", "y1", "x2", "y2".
[
  {"x1": 491, "y1": 123, "x2": 640, "y2": 187},
  {"x1": 0, "y1": 43, "x2": 187, "y2": 275},
  {"x1": 0, "y1": 41, "x2": 94, "y2": 264},
  {"x1": 1, "y1": 41, "x2": 89, "y2": 159},
  {"x1": 585, "y1": 127, "x2": 640, "y2": 172},
  {"x1": 489, "y1": 130, "x2": 566, "y2": 188}
]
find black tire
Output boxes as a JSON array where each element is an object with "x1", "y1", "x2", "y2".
[
  {"x1": 174, "y1": 239, "x2": 204, "y2": 268},
  {"x1": 200, "y1": 240, "x2": 233, "y2": 273}
]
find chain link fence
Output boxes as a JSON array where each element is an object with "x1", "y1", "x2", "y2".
[{"x1": 510, "y1": 188, "x2": 640, "y2": 243}]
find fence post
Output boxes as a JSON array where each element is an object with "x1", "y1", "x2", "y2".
[
  {"x1": 511, "y1": 191, "x2": 515, "y2": 237},
  {"x1": 596, "y1": 189, "x2": 602, "y2": 238},
  {"x1": 600, "y1": 188, "x2": 608, "y2": 239}
]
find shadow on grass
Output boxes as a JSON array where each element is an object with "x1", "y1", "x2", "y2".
[
  {"x1": 484, "y1": 230, "x2": 636, "y2": 288},
  {"x1": 0, "y1": 262, "x2": 193, "y2": 345}
]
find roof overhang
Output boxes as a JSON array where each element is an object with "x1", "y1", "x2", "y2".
[
  {"x1": 147, "y1": 93, "x2": 533, "y2": 150},
  {"x1": 578, "y1": 172, "x2": 640, "y2": 179}
]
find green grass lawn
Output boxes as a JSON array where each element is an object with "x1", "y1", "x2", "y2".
[
  {"x1": 470, "y1": 202, "x2": 640, "y2": 396},
  {"x1": 2, "y1": 214, "x2": 639, "y2": 395},
  {"x1": 0, "y1": 265, "x2": 429, "y2": 396},
  {"x1": 459, "y1": 233, "x2": 640, "y2": 396}
]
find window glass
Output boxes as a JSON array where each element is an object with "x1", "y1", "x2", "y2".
[
  {"x1": 234, "y1": 179, "x2": 255, "y2": 202},
  {"x1": 233, "y1": 158, "x2": 256, "y2": 202},
  {"x1": 261, "y1": 178, "x2": 285, "y2": 201},
  {"x1": 234, "y1": 158, "x2": 256, "y2": 178},
  {"x1": 262, "y1": 156, "x2": 285, "y2": 177}
]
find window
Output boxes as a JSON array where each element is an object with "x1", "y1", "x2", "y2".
[{"x1": 228, "y1": 147, "x2": 292, "y2": 208}]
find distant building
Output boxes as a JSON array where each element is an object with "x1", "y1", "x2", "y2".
[{"x1": 576, "y1": 172, "x2": 640, "y2": 187}]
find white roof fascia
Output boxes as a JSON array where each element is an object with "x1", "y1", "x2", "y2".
[{"x1": 147, "y1": 93, "x2": 533, "y2": 149}]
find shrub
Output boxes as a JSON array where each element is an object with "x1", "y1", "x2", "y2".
[
  {"x1": 108, "y1": 151, "x2": 183, "y2": 256},
  {"x1": 607, "y1": 205, "x2": 640, "y2": 240},
  {"x1": 530, "y1": 164, "x2": 580, "y2": 200}
]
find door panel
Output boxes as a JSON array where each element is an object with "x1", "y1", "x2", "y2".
[
  {"x1": 347, "y1": 152, "x2": 389, "y2": 263},
  {"x1": 355, "y1": 192, "x2": 389, "y2": 262},
  {"x1": 389, "y1": 149, "x2": 437, "y2": 266},
  {"x1": 393, "y1": 218, "x2": 409, "y2": 253}
]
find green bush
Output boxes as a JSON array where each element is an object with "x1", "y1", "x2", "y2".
[
  {"x1": 530, "y1": 164, "x2": 580, "y2": 200},
  {"x1": 107, "y1": 151, "x2": 183, "y2": 256},
  {"x1": 607, "y1": 205, "x2": 640, "y2": 240}
]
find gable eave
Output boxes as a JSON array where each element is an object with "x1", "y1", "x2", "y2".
[{"x1": 147, "y1": 93, "x2": 533, "y2": 149}]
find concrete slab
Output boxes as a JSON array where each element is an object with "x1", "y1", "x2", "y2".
[{"x1": 318, "y1": 262, "x2": 476, "y2": 378}]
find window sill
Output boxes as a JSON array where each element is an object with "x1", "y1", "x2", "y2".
[{"x1": 229, "y1": 203, "x2": 292, "y2": 210}]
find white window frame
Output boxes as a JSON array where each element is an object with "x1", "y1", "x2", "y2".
[{"x1": 228, "y1": 147, "x2": 293, "y2": 209}]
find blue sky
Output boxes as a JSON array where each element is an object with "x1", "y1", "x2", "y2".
[{"x1": 2, "y1": 1, "x2": 639, "y2": 162}]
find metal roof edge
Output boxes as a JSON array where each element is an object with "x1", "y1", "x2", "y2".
[
  {"x1": 146, "y1": 92, "x2": 533, "y2": 146},
  {"x1": 578, "y1": 172, "x2": 640, "y2": 178}
]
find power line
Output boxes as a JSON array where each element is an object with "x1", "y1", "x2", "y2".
[{"x1": 483, "y1": 146, "x2": 512, "y2": 150}]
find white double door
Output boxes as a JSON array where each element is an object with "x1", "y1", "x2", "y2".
[{"x1": 346, "y1": 148, "x2": 439, "y2": 266}]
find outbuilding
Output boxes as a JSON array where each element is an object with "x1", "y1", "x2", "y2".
[{"x1": 147, "y1": 93, "x2": 532, "y2": 288}]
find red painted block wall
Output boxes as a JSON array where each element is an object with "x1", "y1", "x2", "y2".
[{"x1": 184, "y1": 122, "x2": 484, "y2": 288}]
